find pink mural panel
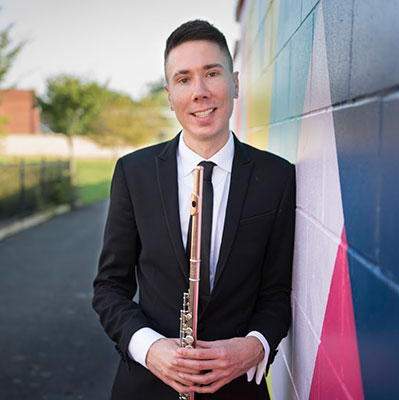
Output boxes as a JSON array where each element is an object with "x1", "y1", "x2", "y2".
[{"x1": 309, "y1": 230, "x2": 364, "y2": 399}]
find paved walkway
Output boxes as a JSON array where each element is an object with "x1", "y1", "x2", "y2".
[{"x1": 0, "y1": 201, "x2": 119, "y2": 400}]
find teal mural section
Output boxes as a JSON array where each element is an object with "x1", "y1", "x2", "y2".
[{"x1": 268, "y1": 1, "x2": 315, "y2": 163}]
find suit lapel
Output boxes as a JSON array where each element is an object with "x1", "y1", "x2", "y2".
[
  {"x1": 156, "y1": 134, "x2": 253, "y2": 300},
  {"x1": 213, "y1": 137, "x2": 253, "y2": 290},
  {"x1": 156, "y1": 133, "x2": 189, "y2": 280}
]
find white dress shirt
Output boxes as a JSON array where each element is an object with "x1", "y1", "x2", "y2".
[{"x1": 128, "y1": 132, "x2": 270, "y2": 384}]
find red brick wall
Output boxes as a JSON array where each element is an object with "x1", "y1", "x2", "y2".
[{"x1": 0, "y1": 89, "x2": 40, "y2": 134}]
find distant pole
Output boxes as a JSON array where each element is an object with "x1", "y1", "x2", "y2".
[
  {"x1": 67, "y1": 108, "x2": 84, "y2": 209},
  {"x1": 19, "y1": 159, "x2": 25, "y2": 216},
  {"x1": 40, "y1": 159, "x2": 46, "y2": 206},
  {"x1": 67, "y1": 134, "x2": 78, "y2": 208}
]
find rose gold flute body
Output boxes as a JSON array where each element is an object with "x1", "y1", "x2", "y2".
[{"x1": 179, "y1": 166, "x2": 204, "y2": 400}]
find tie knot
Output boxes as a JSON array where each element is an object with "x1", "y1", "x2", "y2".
[{"x1": 198, "y1": 161, "x2": 216, "y2": 181}]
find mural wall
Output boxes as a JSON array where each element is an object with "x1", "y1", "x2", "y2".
[{"x1": 234, "y1": 0, "x2": 399, "y2": 399}]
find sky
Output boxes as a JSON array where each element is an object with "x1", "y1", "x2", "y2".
[{"x1": 0, "y1": 0, "x2": 241, "y2": 100}]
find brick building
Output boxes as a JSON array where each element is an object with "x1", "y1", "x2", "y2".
[{"x1": 0, "y1": 89, "x2": 40, "y2": 134}]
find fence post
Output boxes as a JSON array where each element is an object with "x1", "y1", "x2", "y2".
[
  {"x1": 19, "y1": 159, "x2": 25, "y2": 216},
  {"x1": 69, "y1": 157, "x2": 77, "y2": 208},
  {"x1": 40, "y1": 159, "x2": 46, "y2": 206},
  {"x1": 1, "y1": 160, "x2": 75, "y2": 222}
]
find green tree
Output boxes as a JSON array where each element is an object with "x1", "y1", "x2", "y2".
[
  {"x1": 0, "y1": 23, "x2": 25, "y2": 132},
  {"x1": 39, "y1": 74, "x2": 174, "y2": 150},
  {"x1": 87, "y1": 91, "x2": 138, "y2": 146},
  {"x1": 87, "y1": 80, "x2": 173, "y2": 147},
  {"x1": 141, "y1": 78, "x2": 169, "y2": 108},
  {"x1": 38, "y1": 75, "x2": 106, "y2": 204},
  {"x1": 0, "y1": 23, "x2": 24, "y2": 85},
  {"x1": 38, "y1": 75, "x2": 105, "y2": 138}
]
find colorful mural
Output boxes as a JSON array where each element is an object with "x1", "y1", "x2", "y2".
[{"x1": 234, "y1": 0, "x2": 399, "y2": 399}]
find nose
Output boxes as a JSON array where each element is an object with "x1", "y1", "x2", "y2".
[{"x1": 192, "y1": 77, "x2": 211, "y2": 101}]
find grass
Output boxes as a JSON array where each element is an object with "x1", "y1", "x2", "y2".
[
  {"x1": 74, "y1": 159, "x2": 116, "y2": 205},
  {"x1": 0, "y1": 156, "x2": 116, "y2": 206}
]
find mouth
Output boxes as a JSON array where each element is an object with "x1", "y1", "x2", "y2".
[{"x1": 191, "y1": 108, "x2": 216, "y2": 118}]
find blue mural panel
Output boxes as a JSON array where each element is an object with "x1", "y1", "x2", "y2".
[
  {"x1": 348, "y1": 251, "x2": 399, "y2": 399},
  {"x1": 270, "y1": 43, "x2": 290, "y2": 123},
  {"x1": 289, "y1": 11, "x2": 314, "y2": 117},
  {"x1": 302, "y1": 0, "x2": 319, "y2": 21},
  {"x1": 380, "y1": 94, "x2": 399, "y2": 282},
  {"x1": 268, "y1": 118, "x2": 299, "y2": 163},
  {"x1": 350, "y1": 0, "x2": 399, "y2": 98},
  {"x1": 322, "y1": 0, "x2": 353, "y2": 104},
  {"x1": 257, "y1": 0, "x2": 269, "y2": 26},
  {"x1": 256, "y1": 0, "x2": 268, "y2": 71},
  {"x1": 276, "y1": 0, "x2": 302, "y2": 54},
  {"x1": 333, "y1": 100, "x2": 380, "y2": 263}
]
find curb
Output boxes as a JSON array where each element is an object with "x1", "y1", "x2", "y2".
[{"x1": 0, "y1": 204, "x2": 72, "y2": 241}]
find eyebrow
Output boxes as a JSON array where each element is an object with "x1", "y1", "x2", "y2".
[
  {"x1": 172, "y1": 63, "x2": 225, "y2": 80},
  {"x1": 173, "y1": 70, "x2": 190, "y2": 79},
  {"x1": 204, "y1": 63, "x2": 224, "y2": 70}
]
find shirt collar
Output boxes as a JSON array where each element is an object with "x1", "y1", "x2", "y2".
[{"x1": 178, "y1": 131, "x2": 234, "y2": 177}]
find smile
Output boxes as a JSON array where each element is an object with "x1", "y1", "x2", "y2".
[{"x1": 192, "y1": 108, "x2": 216, "y2": 118}]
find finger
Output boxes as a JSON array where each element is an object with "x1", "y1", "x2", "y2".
[
  {"x1": 173, "y1": 364, "x2": 202, "y2": 375},
  {"x1": 174, "y1": 372, "x2": 198, "y2": 387},
  {"x1": 160, "y1": 367, "x2": 198, "y2": 388},
  {"x1": 178, "y1": 370, "x2": 220, "y2": 386},
  {"x1": 174, "y1": 356, "x2": 221, "y2": 371},
  {"x1": 149, "y1": 358, "x2": 197, "y2": 386},
  {"x1": 177, "y1": 346, "x2": 221, "y2": 360},
  {"x1": 195, "y1": 339, "x2": 217, "y2": 348}
]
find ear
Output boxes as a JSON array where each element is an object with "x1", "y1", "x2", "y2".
[
  {"x1": 233, "y1": 71, "x2": 239, "y2": 99},
  {"x1": 164, "y1": 85, "x2": 174, "y2": 111}
]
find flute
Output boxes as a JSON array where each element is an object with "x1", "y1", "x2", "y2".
[{"x1": 179, "y1": 165, "x2": 204, "y2": 400}]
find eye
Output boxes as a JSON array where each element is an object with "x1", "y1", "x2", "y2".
[
  {"x1": 178, "y1": 77, "x2": 189, "y2": 84},
  {"x1": 208, "y1": 71, "x2": 220, "y2": 77}
]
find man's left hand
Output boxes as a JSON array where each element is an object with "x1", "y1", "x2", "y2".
[{"x1": 174, "y1": 336, "x2": 265, "y2": 394}]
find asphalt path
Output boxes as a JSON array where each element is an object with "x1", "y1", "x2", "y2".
[{"x1": 0, "y1": 201, "x2": 119, "y2": 400}]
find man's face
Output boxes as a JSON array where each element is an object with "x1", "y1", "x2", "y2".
[{"x1": 165, "y1": 40, "x2": 239, "y2": 145}]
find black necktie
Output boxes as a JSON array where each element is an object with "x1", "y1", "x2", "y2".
[{"x1": 198, "y1": 161, "x2": 216, "y2": 307}]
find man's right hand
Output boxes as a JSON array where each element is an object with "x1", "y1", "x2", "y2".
[{"x1": 146, "y1": 338, "x2": 200, "y2": 394}]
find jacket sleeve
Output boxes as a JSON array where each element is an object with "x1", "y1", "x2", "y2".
[
  {"x1": 247, "y1": 164, "x2": 296, "y2": 368},
  {"x1": 92, "y1": 157, "x2": 150, "y2": 366}
]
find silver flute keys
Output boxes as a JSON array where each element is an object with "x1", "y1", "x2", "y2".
[{"x1": 180, "y1": 292, "x2": 194, "y2": 348}]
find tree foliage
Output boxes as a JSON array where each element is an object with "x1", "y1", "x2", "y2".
[
  {"x1": 38, "y1": 75, "x2": 105, "y2": 137},
  {"x1": 39, "y1": 74, "x2": 173, "y2": 147},
  {"x1": 88, "y1": 89, "x2": 172, "y2": 147},
  {"x1": 0, "y1": 23, "x2": 24, "y2": 85},
  {"x1": 0, "y1": 22, "x2": 25, "y2": 133}
]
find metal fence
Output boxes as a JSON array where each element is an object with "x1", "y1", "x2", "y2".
[{"x1": 0, "y1": 160, "x2": 72, "y2": 221}]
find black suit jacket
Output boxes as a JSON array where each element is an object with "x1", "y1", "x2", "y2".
[{"x1": 93, "y1": 133, "x2": 296, "y2": 400}]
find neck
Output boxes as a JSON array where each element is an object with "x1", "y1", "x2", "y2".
[{"x1": 182, "y1": 130, "x2": 230, "y2": 159}]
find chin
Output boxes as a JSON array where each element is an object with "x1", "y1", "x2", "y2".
[{"x1": 194, "y1": 130, "x2": 223, "y2": 141}]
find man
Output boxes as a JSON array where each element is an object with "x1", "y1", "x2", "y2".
[{"x1": 93, "y1": 20, "x2": 295, "y2": 400}]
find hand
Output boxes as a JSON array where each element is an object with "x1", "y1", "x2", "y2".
[
  {"x1": 146, "y1": 338, "x2": 202, "y2": 394},
  {"x1": 174, "y1": 336, "x2": 265, "y2": 394}
]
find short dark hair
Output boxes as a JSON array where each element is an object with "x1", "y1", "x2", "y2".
[{"x1": 164, "y1": 20, "x2": 233, "y2": 74}]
